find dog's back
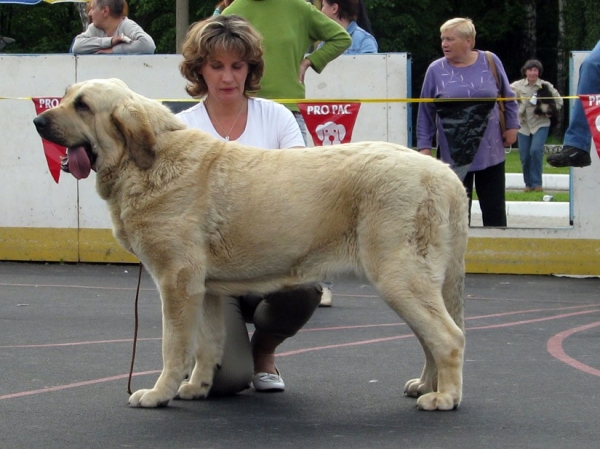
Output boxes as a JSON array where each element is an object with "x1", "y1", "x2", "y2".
[{"x1": 199, "y1": 141, "x2": 468, "y2": 318}]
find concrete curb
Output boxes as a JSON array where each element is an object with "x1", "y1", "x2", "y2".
[
  {"x1": 505, "y1": 173, "x2": 569, "y2": 191},
  {"x1": 472, "y1": 200, "x2": 569, "y2": 217}
]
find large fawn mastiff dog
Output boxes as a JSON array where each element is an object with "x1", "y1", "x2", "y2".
[{"x1": 34, "y1": 78, "x2": 468, "y2": 411}]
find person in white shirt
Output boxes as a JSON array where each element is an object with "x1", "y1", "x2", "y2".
[
  {"x1": 176, "y1": 14, "x2": 322, "y2": 395},
  {"x1": 177, "y1": 97, "x2": 303, "y2": 149}
]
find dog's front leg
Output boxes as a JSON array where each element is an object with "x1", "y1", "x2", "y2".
[
  {"x1": 129, "y1": 270, "x2": 205, "y2": 408},
  {"x1": 177, "y1": 293, "x2": 225, "y2": 399}
]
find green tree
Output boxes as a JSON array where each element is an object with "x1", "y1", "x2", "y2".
[
  {"x1": 0, "y1": 3, "x2": 83, "y2": 53},
  {"x1": 2, "y1": 0, "x2": 600, "y2": 99}
]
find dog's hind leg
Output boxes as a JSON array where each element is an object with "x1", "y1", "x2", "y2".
[
  {"x1": 129, "y1": 265, "x2": 208, "y2": 408},
  {"x1": 404, "y1": 243, "x2": 466, "y2": 400},
  {"x1": 373, "y1": 267, "x2": 465, "y2": 411},
  {"x1": 177, "y1": 293, "x2": 225, "y2": 399},
  {"x1": 404, "y1": 334, "x2": 438, "y2": 397}
]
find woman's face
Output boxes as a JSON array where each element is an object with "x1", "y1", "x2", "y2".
[
  {"x1": 199, "y1": 52, "x2": 249, "y2": 104},
  {"x1": 441, "y1": 28, "x2": 472, "y2": 63},
  {"x1": 526, "y1": 67, "x2": 540, "y2": 83}
]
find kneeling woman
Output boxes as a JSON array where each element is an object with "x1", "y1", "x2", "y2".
[{"x1": 177, "y1": 14, "x2": 323, "y2": 394}]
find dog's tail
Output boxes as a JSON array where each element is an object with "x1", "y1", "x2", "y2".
[{"x1": 441, "y1": 185, "x2": 468, "y2": 332}]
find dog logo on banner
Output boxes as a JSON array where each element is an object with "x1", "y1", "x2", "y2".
[
  {"x1": 579, "y1": 94, "x2": 600, "y2": 158},
  {"x1": 298, "y1": 102, "x2": 361, "y2": 146},
  {"x1": 32, "y1": 97, "x2": 65, "y2": 183}
]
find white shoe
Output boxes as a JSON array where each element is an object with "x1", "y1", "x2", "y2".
[
  {"x1": 252, "y1": 367, "x2": 285, "y2": 392},
  {"x1": 319, "y1": 286, "x2": 333, "y2": 307}
]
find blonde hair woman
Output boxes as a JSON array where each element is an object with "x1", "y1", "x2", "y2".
[{"x1": 417, "y1": 18, "x2": 519, "y2": 227}]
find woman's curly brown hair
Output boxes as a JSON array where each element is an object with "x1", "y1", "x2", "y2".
[
  {"x1": 521, "y1": 59, "x2": 543, "y2": 78},
  {"x1": 179, "y1": 15, "x2": 264, "y2": 98}
]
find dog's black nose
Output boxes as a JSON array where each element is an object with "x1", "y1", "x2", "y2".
[{"x1": 33, "y1": 115, "x2": 48, "y2": 131}]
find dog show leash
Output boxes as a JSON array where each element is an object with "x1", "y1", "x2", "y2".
[{"x1": 127, "y1": 262, "x2": 144, "y2": 395}]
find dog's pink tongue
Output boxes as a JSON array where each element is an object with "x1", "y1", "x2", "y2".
[{"x1": 67, "y1": 146, "x2": 91, "y2": 180}]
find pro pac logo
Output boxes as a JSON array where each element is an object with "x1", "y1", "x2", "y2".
[
  {"x1": 316, "y1": 121, "x2": 346, "y2": 145},
  {"x1": 33, "y1": 97, "x2": 66, "y2": 183},
  {"x1": 298, "y1": 102, "x2": 361, "y2": 146}
]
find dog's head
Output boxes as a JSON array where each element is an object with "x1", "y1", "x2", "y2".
[
  {"x1": 33, "y1": 78, "x2": 185, "y2": 180},
  {"x1": 315, "y1": 121, "x2": 346, "y2": 145}
]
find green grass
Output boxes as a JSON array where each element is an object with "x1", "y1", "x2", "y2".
[
  {"x1": 430, "y1": 148, "x2": 569, "y2": 175},
  {"x1": 505, "y1": 191, "x2": 569, "y2": 202},
  {"x1": 504, "y1": 149, "x2": 570, "y2": 202},
  {"x1": 432, "y1": 148, "x2": 571, "y2": 202},
  {"x1": 429, "y1": 148, "x2": 570, "y2": 201},
  {"x1": 504, "y1": 149, "x2": 569, "y2": 175}
]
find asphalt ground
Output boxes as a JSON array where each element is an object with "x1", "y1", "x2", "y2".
[{"x1": 1, "y1": 262, "x2": 599, "y2": 449}]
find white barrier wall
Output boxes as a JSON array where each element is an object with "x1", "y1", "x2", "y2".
[
  {"x1": 466, "y1": 50, "x2": 600, "y2": 275},
  {"x1": 2, "y1": 51, "x2": 599, "y2": 275},
  {"x1": 0, "y1": 53, "x2": 410, "y2": 262},
  {"x1": 305, "y1": 53, "x2": 409, "y2": 145}
]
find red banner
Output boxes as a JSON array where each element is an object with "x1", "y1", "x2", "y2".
[
  {"x1": 579, "y1": 94, "x2": 600, "y2": 159},
  {"x1": 32, "y1": 97, "x2": 65, "y2": 183},
  {"x1": 298, "y1": 102, "x2": 361, "y2": 146}
]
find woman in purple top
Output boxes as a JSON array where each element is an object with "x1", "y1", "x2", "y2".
[{"x1": 417, "y1": 18, "x2": 519, "y2": 227}]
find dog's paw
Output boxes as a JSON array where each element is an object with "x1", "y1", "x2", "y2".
[
  {"x1": 128, "y1": 388, "x2": 172, "y2": 408},
  {"x1": 416, "y1": 392, "x2": 459, "y2": 411},
  {"x1": 404, "y1": 378, "x2": 434, "y2": 397},
  {"x1": 176, "y1": 381, "x2": 211, "y2": 400}
]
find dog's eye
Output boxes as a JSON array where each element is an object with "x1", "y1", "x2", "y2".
[{"x1": 75, "y1": 97, "x2": 89, "y2": 112}]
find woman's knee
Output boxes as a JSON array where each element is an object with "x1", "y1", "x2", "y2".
[
  {"x1": 209, "y1": 296, "x2": 253, "y2": 396},
  {"x1": 253, "y1": 285, "x2": 322, "y2": 338},
  {"x1": 210, "y1": 363, "x2": 253, "y2": 397}
]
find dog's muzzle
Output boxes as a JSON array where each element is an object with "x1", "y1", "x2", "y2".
[{"x1": 33, "y1": 114, "x2": 97, "y2": 180}]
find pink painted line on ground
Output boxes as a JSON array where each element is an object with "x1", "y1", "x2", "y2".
[
  {"x1": 547, "y1": 321, "x2": 600, "y2": 377},
  {"x1": 301, "y1": 322, "x2": 405, "y2": 332},
  {"x1": 0, "y1": 282, "x2": 155, "y2": 291},
  {"x1": 467, "y1": 303, "x2": 599, "y2": 320},
  {"x1": 2, "y1": 308, "x2": 599, "y2": 401},
  {"x1": 0, "y1": 370, "x2": 160, "y2": 401},
  {"x1": 3, "y1": 306, "x2": 598, "y2": 349},
  {"x1": 468, "y1": 309, "x2": 599, "y2": 330},
  {"x1": 0, "y1": 337, "x2": 161, "y2": 349},
  {"x1": 278, "y1": 334, "x2": 414, "y2": 356},
  {"x1": 303, "y1": 304, "x2": 600, "y2": 333}
]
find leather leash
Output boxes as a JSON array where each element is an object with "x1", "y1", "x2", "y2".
[{"x1": 127, "y1": 262, "x2": 144, "y2": 395}]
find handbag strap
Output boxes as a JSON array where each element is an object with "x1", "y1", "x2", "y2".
[{"x1": 485, "y1": 51, "x2": 505, "y2": 112}]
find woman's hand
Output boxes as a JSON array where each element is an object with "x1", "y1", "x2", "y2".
[
  {"x1": 503, "y1": 128, "x2": 518, "y2": 147},
  {"x1": 298, "y1": 58, "x2": 313, "y2": 84}
]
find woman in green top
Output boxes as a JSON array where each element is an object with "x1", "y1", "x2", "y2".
[{"x1": 222, "y1": 0, "x2": 351, "y2": 141}]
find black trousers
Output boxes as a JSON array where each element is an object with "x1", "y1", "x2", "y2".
[{"x1": 463, "y1": 161, "x2": 507, "y2": 227}]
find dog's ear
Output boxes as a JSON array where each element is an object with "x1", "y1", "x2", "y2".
[
  {"x1": 337, "y1": 124, "x2": 346, "y2": 141},
  {"x1": 316, "y1": 123, "x2": 325, "y2": 141},
  {"x1": 112, "y1": 101, "x2": 156, "y2": 170}
]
